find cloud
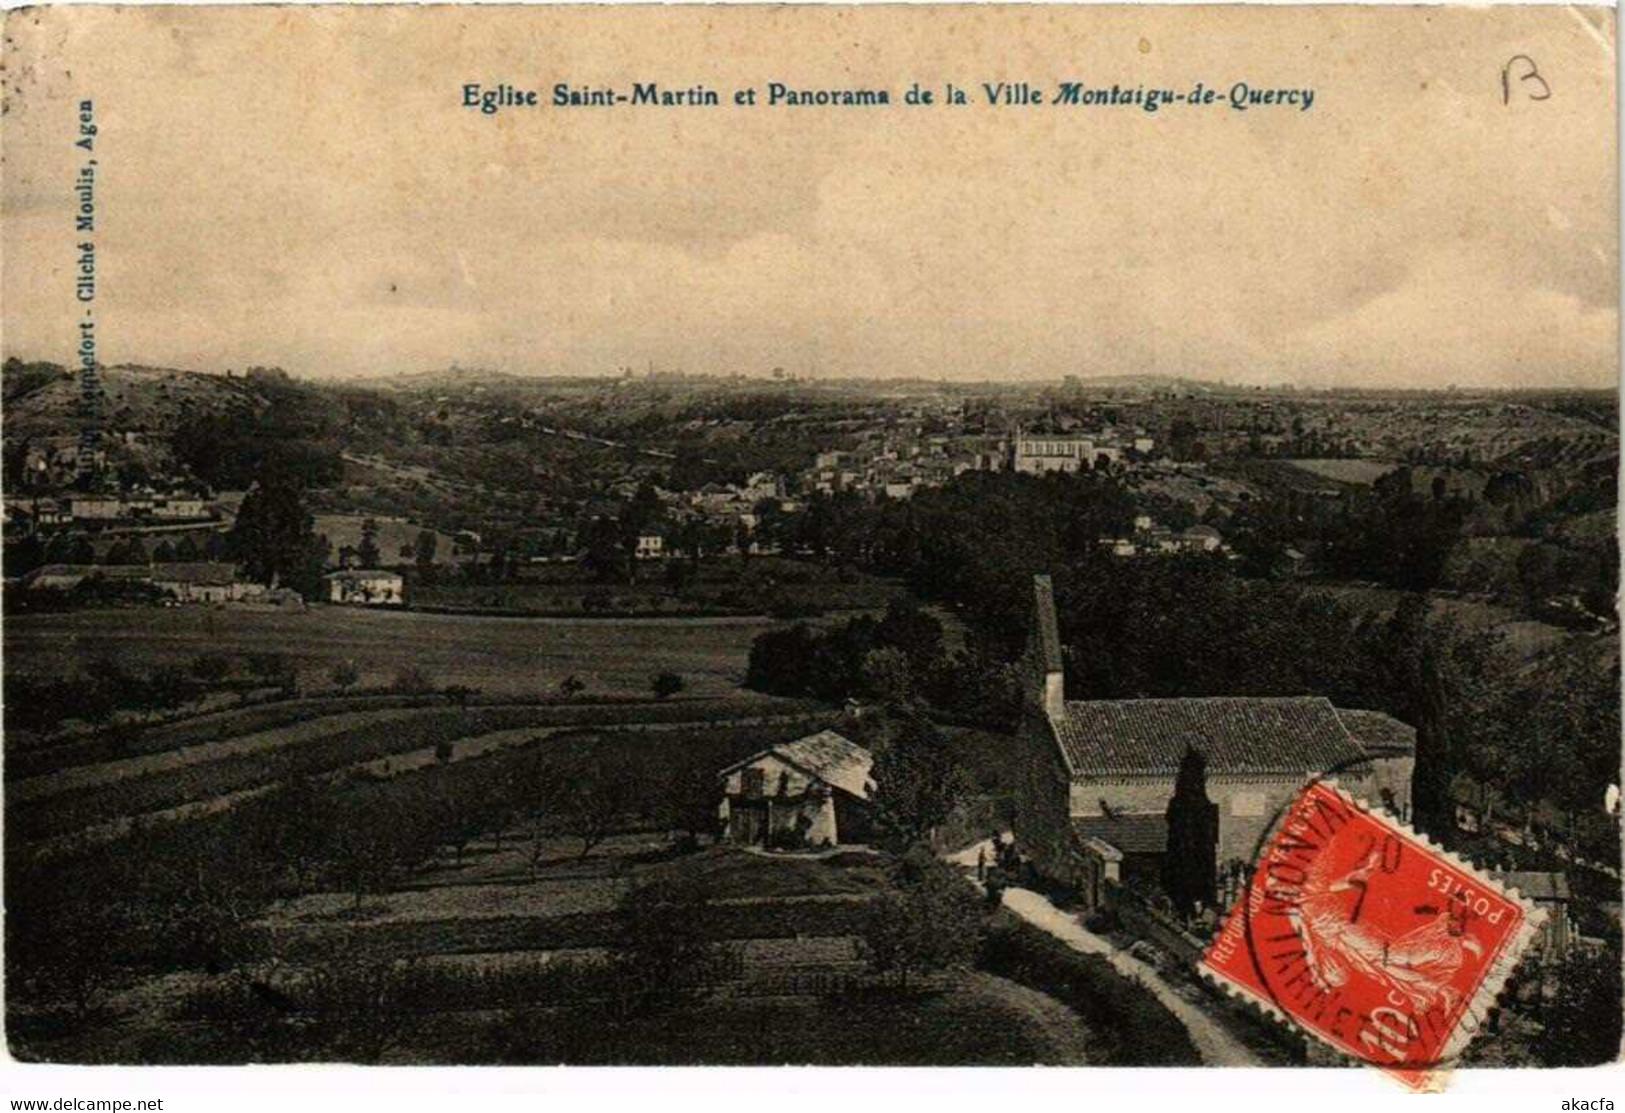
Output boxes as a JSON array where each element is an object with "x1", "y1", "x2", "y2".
[{"x1": 1291, "y1": 246, "x2": 1617, "y2": 388}]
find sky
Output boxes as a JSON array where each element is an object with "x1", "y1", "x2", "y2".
[{"x1": 3, "y1": 5, "x2": 1617, "y2": 388}]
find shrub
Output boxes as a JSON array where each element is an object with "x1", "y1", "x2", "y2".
[
  {"x1": 650, "y1": 671, "x2": 684, "y2": 701},
  {"x1": 191, "y1": 653, "x2": 235, "y2": 685},
  {"x1": 443, "y1": 684, "x2": 479, "y2": 707},
  {"x1": 857, "y1": 849, "x2": 983, "y2": 988},
  {"x1": 243, "y1": 652, "x2": 289, "y2": 681},
  {"x1": 765, "y1": 826, "x2": 807, "y2": 852},
  {"x1": 1083, "y1": 907, "x2": 1121, "y2": 935},
  {"x1": 392, "y1": 665, "x2": 435, "y2": 694},
  {"x1": 605, "y1": 879, "x2": 733, "y2": 1016}
]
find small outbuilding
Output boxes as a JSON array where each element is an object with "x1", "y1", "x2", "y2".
[
  {"x1": 324, "y1": 569, "x2": 405, "y2": 606},
  {"x1": 1491, "y1": 871, "x2": 1573, "y2": 962},
  {"x1": 718, "y1": 730, "x2": 875, "y2": 849}
]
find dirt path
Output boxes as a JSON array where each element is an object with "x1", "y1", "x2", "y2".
[
  {"x1": 1001, "y1": 887, "x2": 1262, "y2": 1067},
  {"x1": 947, "y1": 839, "x2": 1262, "y2": 1068}
]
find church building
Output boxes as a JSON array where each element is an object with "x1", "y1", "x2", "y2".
[{"x1": 1013, "y1": 574, "x2": 1416, "y2": 909}]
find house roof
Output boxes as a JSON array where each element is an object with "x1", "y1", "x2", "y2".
[
  {"x1": 1491, "y1": 871, "x2": 1571, "y2": 902},
  {"x1": 325, "y1": 569, "x2": 403, "y2": 582},
  {"x1": 1072, "y1": 813, "x2": 1168, "y2": 854},
  {"x1": 721, "y1": 730, "x2": 874, "y2": 800},
  {"x1": 149, "y1": 562, "x2": 239, "y2": 586},
  {"x1": 27, "y1": 564, "x2": 148, "y2": 582},
  {"x1": 1335, "y1": 709, "x2": 1417, "y2": 756},
  {"x1": 1052, "y1": 696, "x2": 1369, "y2": 777}
]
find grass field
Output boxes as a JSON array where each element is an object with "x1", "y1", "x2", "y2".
[
  {"x1": 1211, "y1": 457, "x2": 1366, "y2": 495},
  {"x1": 1285, "y1": 458, "x2": 1401, "y2": 485},
  {"x1": 1307, "y1": 583, "x2": 1581, "y2": 661},
  {"x1": 4, "y1": 605, "x2": 784, "y2": 698}
]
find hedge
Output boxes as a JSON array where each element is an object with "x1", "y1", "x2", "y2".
[{"x1": 978, "y1": 919, "x2": 1201, "y2": 1066}]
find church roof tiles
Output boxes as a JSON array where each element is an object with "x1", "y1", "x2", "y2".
[{"x1": 1051, "y1": 695, "x2": 1369, "y2": 777}]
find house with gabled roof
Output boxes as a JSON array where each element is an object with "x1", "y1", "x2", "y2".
[
  {"x1": 1013, "y1": 574, "x2": 1415, "y2": 908},
  {"x1": 718, "y1": 730, "x2": 875, "y2": 849}
]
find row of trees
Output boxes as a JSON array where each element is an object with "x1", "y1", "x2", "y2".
[
  {"x1": 5, "y1": 530, "x2": 230, "y2": 574},
  {"x1": 2, "y1": 650, "x2": 298, "y2": 736}
]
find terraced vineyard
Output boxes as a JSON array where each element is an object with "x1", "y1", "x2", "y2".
[{"x1": 8, "y1": 698, "x2": 829, "y2": 850}]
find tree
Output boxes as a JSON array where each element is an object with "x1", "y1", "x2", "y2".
[
  {"x1": 1371, "y1": 596, "x2": 1508, "y2": 839},
  {"x1": 874, "y1": 598, "x2": 944, "y2": 672},
  {"x1": 297, "y1": 944, "x2": 423, "y2": 1063},
  {"x1": 869, "y1": 705, "x2": 969, "y2": 847},
  {"x1": 9, "y1": 891, "x2": 130, "y2": 1028},
  {"x1": 744, "y1": 624, "x2": 821, "y2": 696},
  {"x1": 858, "y1": 849, "x2": 984, "y2": 989},
  {"x1": 652, "y1": 764, "x2": 721, "y2": 847},
  {"x1": 662, "y1": 557, "x2": 691, "y2": 597},
  {"x1": 651, "y1": 671, "x2": 684, "y2": 700},
  {"x1": 357, "y1": 518, "x2": 382, "y2": 568},
  {"x1": 152, "y1": 539, "x2": 178, "y2": 563},
  {"x1": 329, "y1": 660, "x2": 361, "y2": 692},
  {"x1": 607, "y1": 879, "x2": 728, "y2": 1016},
  {"x1": 326, "y1": 796, "x2": 425, "y2": 910},
  {"x1": 1535, "y1": 944, "x2": 1624, "y2": 1066},
  {"x1": 191, "y1": 652, "x2": 234, "y2": 685},
  {"x1": 413, "y1": 529, "x2": 438, "y2": 583},
  {"x1": 579, "y1": 516, "x2": 623, "y2": 583},
  {"x1": 104, "y1": 537, "x2": 146, "y2": 566},
  {"x1": 618, "y1": 482, "x2": 664, "y2": 584},
  {"x1": 673, "y1": 518, "x2": 723, "y2": 574},
  {"x1": 861, "y1": 646, "x2": 914, "y2": 703},
  {"x1": 545, "y1": 751, "x2": 645, "y2": 860},
  {"x1": 1163, "y1": 745, "x2": 1219, "y2": 917},
  {"x1": 244, "y1": 651, "x2": 289, "y2": 683},
  {"x1": 227, "y1": 475, "x2": 326, "y2": 596}
]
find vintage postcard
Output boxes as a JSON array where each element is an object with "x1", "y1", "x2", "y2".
[{"x1": 0, "y1": 0, "x2": 1618, "y2": 1092}]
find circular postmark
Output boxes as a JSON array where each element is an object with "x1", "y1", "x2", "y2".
[{"x1": 1206, "y1": 762, "x2": 1541, "y2": 1089}]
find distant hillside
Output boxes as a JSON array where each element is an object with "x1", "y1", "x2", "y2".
[
  {"x1": 3, "y1": 363, "x2": 268, "y2": 440},
  {"x1": 1, "y1": 361, "x2": 360, "y2": 492},
  {"x1": 369, "y1": 365, "x2": 534, "y2": 391},
  {"x1": 1, "y1": 359, "x2": 73, "y2": 406},
  {"x1": 1065, "y1": 373, "x2": 1224, "y2": 394}
]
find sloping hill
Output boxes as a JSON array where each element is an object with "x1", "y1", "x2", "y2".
[{"x1": 4, "y1": 363, "x2": 268, "y2": 440}]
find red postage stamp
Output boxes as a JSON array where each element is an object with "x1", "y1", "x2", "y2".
[{"x1": 1201, "y1": 781, "x2": 1544, "y2": 1090}]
